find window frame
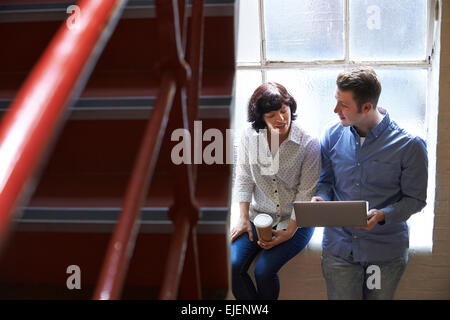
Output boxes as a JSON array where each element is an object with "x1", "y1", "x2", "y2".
[
  {"x1": 236, "y1": 0, "x2": 437, "y2": 70},
  {"x1": 233, "y1": 0, "x2": 440, "y2": 250}
]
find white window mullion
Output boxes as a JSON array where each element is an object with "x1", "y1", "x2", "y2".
[
  {"x1": 238, "y1": 61, "x2": 430, "y2": 71},
  {"x1": 259, "y1": 0, "x2": 267, "y2": 70},
  {"x1": 345, "y1": 0, "x2": 350, "y2": 64},
  {"x1": 425, "y1": 0, "x2": 433, "y2": 62}
]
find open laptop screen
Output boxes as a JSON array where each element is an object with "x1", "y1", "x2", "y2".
[{"x1": 293, "y1": 201, "x2": 368, "y2": 227}]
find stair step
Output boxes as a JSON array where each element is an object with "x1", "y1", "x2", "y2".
[
  {"x1": 21, "y1": 115, "x2": 232, "y2": 206},
  {"x1": 15, "y1": 207, "x2": 229, "y2": 234},
  {"x1": 0, "y1": 0, "x2": 234, "y2": 23},
  {"x1": 0, "y1": 95, "x2": 231, "y2": 119},
  {"x1": 29, "y1": 172, "x2": 231, "y2": 206},
  {"x1": 0, "y1": 230, "x2": 229, "y2": 288},
  {"x1": 0, "y1": 284, "x2": 227, "y2": 300},
  {"x1": 0, "y1": 19, "x2": 235, "y2": 98}
]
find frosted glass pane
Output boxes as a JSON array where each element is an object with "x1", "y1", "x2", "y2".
[
  {"x1": 349, "y1": 0, "x2": 427, "y2": 61},
  {"x1": 264, "y1": 0, "x2": 345, "y2": 61},
  {"x1": 265, "y1": 68, "x2": 427, "y2": 139},
  {"x1": 376, "y1": 68, "x2": 427, "y2": 138},
  {"x1": 237, "y1": 0, "x2": 261, "y2": 63},
  {"x1": 232, "y1": 70, "x2": 263, "y2": 141},
  {"x1": 266, "y1": 69, "x2": 338, "y2": 138}
]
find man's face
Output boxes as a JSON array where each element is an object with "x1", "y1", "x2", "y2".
[
  {"x1": 334, "y1": 89, "x2": 362, "y2": 127},
  {"x1": 263, "y1": 104, "x2": 291, "y2": 136}
]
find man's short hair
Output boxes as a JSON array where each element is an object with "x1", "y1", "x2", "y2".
[
  {"x1": 247, "y1": 82, "x2": 297, "y2": 132},
  {"x1": 336, "y1": 66, "x2": 382, "y2": 111}
]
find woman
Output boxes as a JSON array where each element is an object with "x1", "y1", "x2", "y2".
[{"x1": 231, "y1": 82, "x2": 321, "y2": 300}]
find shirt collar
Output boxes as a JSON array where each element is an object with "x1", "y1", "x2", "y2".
[
  {"x1": 368, "y1": 107, "x2": 390, "y2": 138},
  {"x1": 287, "y1": 121, "x2": 303, "y2": 145},
  {"x1": 350, "y1": 107, "x2": 390, "y2": 139}
]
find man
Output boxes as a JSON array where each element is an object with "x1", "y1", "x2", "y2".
[{"x1": 312, "y1": 67, "x2": 428, "y2": 300}]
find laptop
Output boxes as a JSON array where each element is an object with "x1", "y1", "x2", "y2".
[{"x1": 293, "y1": 201, "x2": 368, "y2": 227}]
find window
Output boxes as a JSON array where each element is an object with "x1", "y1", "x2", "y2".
[{"x1": 232, "y1": 0, "x2": 439, "y2": 250}]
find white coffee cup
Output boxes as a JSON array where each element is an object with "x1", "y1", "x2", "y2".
[{"x1": 254, "y1": 214, "x2": 273, "y2": 242}]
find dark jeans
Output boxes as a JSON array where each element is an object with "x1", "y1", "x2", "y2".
[
  {"x1": 321, "y1": 249, "x2": 408, "y2": 300},
  {"x1": 231, "y1": 222, "x2": 314, "y2": 300}
]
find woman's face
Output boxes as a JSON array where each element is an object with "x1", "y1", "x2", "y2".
[{"x1": 263, "y1": 104, "x2": 291, "y2": 137}]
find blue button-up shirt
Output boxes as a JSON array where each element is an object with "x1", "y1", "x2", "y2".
[{"x1": 316, "y1": 110, "x2": 428, "y2": 262}]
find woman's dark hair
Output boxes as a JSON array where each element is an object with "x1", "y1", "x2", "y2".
[{"x1": 247, "y1": 82, "x2": 297, "y2": 132}]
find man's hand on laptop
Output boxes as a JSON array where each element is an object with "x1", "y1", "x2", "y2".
[
  {"x1": 355, "y1": 209, "x2": 385, "y2": 231},
  {"x1": 311, "y1": 196, "x2": 325, "y2": 202}
]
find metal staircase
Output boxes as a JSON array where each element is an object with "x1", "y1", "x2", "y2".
[{"x1": 0, "y1": 0, "x2": 235, "y2": 299}]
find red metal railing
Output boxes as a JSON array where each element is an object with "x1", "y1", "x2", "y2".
[
  {"x1": 93, "y1": 0, "x2": 204, "y2": 300},
  {"x1": 0, "y1": 0, "x2": 205, "y2": 300},
  {"x1": 0, "y1": 0, "x2": 127, "y2": 253},
  {"x1": 93, "y1": 72, "x2": 177, "y2": 300},
  {"x1": 159, "y1": 0, "x2": 204, "y2": 300}
]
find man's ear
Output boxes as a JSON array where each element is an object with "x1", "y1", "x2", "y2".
[{"x1": 362, "y1": 102, "x2": 373, "y2": 114}]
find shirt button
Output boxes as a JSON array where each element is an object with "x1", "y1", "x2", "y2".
[
  {"x1": 353, "y1": 235, "x2": 358, "y2": 239},
  {"x1": 273, "y1": 179, "x2": 276, "y2": 182},
  {"x1": 357, "y1": 163, "x2": 360, "y2": 166},
  {"x1": 356, "y1": 183, "x2": 360, "y2": 187},
  {"x1": 274, "y1": 190, "x2": 278, "y2": 193}
]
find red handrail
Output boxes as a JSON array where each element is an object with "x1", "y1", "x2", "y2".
[
  {"x1": 187, "y1": 0, "x2": 204, "y2": 185},
  {"x1": 187, "y1": 0, "x2": 204, "y2": 129},
  {"x1": 160, "y1": 87, "x2": 201, "y2": 300},
  {"x1": 93, "y1": 72, "x2": 177, "y2": 300},
  {"x1": 158, "y1": 0, "x2": 204, "y2": 300},
  {"x1": 160, "y1": 208, "x2": 191, "y2": 299},
  {"x1": 178, "y1": 0, "x2": 204, "y2": 300},
  {"x1": 0, "y1": 0, "x2": 127, "y2": 253},
  {"x1": 93, "y1": 0, "x2": 199, "y2": 300}
]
